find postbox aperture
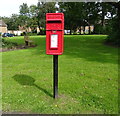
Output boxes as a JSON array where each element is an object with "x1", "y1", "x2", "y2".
[{"x1": 46, "y1": 13, "x2": 64, "y2": 55}]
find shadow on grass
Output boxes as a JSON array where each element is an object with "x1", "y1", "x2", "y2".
[
  {"x1": 12, "y1": 74, "x2": 53, "y2": 98},
  {"x1": 33, "y1": 36, "x2": 118, "y2": 64},
  {"x1": 64, "y1": 38, "x2": 118, "y2": 64}
]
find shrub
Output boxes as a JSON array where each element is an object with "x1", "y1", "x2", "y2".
[
  {"x1": 105, "y1": 17, "x2": 120, "y2": 47},
  {"x1": 27, "y1": 32, "x2": 37, "y2": 36},
  {"x1": 2, "y1": 38, "x2": 18, "y2": 48},
  {"x1": 21, "y1": 32, "x2": 37, "y2": 36}
]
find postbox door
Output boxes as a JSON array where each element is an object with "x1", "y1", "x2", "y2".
[
  {"x1": 46, "y1": 30, "x2": 63, "y2": 55},
  {"x1": 49, "y1": 31, "x2": 60, "y2": 50}
]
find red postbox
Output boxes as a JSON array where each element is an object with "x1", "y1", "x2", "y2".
[{"x1": 46, "y1": 13, "x2": 64, "y2": 55}]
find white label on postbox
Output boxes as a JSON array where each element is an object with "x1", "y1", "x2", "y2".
[{"x1": 50, "y1": 34, "x2": 58, "y2": 48}]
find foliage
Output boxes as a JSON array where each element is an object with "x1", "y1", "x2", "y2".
[
  {"x1": 1, "y1": 2, "x2": 56, "y2": 32},
  {"x1": 19, "y1": 3, "x2": 29, "y2": 16},
  {"x1": 19, "y1": 3, "x2": 30, "y2": 31},
  {"x1": 27, "y1": 32, "x2": 37, "y2": 36},
  {"x1": 106, "y1": 17, "x2": 120, "y2": 46},
  {"x1": 21, "y1": 32, "x2": 37, "y2": 36},
  {"x1": 2, "y1": 35, "x2": 118, "y2": 114},
  {"x1": 60, "y1": 2, "x2": 85, "y2": 34},
  {"x1": 1, "y1": 2, "x2": 120, "y2": 45},
  {"x1": 59, "y1": 2, "x2": 116, "y2": 35},
  {"x1": 18, "y1": 2, "x2": 56, "y2": 32},
  {"x1": 1, "y1": 14, "x2": 20, "y2": 30},
  {"x1": 1, "y1": 38, "x2": 18, "y2": 48},
  {"x1": 35, "y1": 2, "x2": 56, "y2": 30},
  {"x1": 59, "y1": 2, "x2": 119, "y2": 46},
  {"x1": 105, "y1": 2, "x2": 120, "y2": 46}
]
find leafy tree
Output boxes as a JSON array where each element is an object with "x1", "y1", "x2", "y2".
[
  {"x1": 36, "y1": 2, "x2": 56, "y2": 31},
  {"x1": 106, "y1": 2, "x2": 120, "y2": 46},
  {"x1": 60, "y1": 2, "x2": 85, "y2": 34},
  {"x1": 18, "y1": 2, "x2": 56, "y2": 33},
  {"x1": 1, "y1": 14, "x2": 20, "y2": 30},
  {"x1": 29, "y1": 5, "x2": 38, "y2": 33},
  {"x1": 19, "y1": 3, "x2": 30, "y2": 31},
  {"x1": 19, "y1": 3, "x2": 29, "y2": 16},
  {"x1": 93, "y1": 2, "x2": 116, "y2": 34},
  {"x1": 82, "y1": 2, "x2": 99, "y2": 34}
]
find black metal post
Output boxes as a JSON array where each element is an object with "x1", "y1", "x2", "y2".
[{"x1": 53, "y1": 55, "x2": 58, "y2": 98}]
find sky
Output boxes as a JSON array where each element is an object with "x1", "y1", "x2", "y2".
[
  {"x1": 0, "y1": 0, "x2": 38, "y2": 17},
  {"x1": 0, "y1": 0, "x2": 118, "y2": 18}
]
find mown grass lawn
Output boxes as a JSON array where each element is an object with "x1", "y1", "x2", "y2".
[{"x1": 2, "y1": 35, "x2": 118, "y2": 114}]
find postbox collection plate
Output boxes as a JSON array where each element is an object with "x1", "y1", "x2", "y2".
[{"x1": 50, "y1": 34, "x2": 58, "y2": 48}]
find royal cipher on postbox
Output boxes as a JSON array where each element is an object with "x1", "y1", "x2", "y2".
[{"x1": 46, "y1": 13, "x2": 64, "y2": 55}]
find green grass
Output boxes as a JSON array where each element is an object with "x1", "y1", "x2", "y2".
[{"x1": 2, "y1": 35, "x2": 118, "y2": 114}]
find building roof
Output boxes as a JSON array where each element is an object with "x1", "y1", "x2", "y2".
[{"x1": 0, "y1": 20, "x2": 7, "y2": 27}]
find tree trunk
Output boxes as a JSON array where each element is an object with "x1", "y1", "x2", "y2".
[
  {"x1": 37, "y1": 20, "x2": 41, "y2": 33},
  {"x1": 25, "y1": 41, "x2": 29, "y2": 46},
  {"x1": 101, "y1": 4, "x2": 105, "y2": 27},
  {"x1": 70, "y1": 30, "x2": 72, "y2": 35},
  {"x1": 38, "y1": 25, "x2": 41, "y2": 33},
  {"x1": 83, "y1": 26, "x2": 85, "y2": 34},
  {"x1": 89, "y1": 25, "x2": 91, "y2": 35},
  {"x1": 79, "y1": 26, "x2": 81, "y2": 35},
  {"x1": 118, "y1": 7, "x2": 120, "y2": 31}
]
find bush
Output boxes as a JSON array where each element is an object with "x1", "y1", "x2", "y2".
[
  {"x1": 105, "y1": 17, "x2": 120, "y2": 47},
  {"x1": 72, "y1": 32, "x2": 79, "y2": 35},
  {"x1": 21, "y1": 33, "x2": 24, "y2": 36},
  {"x1": 21, "y1": 32, "x2": 37, "y2": 36},
  {"x1": 2, "y1": 38, "x2": 18, "y2": 48},
  {"x1": 27, "y1": 32, "x2": 37, "y2": 36}
]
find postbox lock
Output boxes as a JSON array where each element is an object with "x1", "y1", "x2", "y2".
[{"x1": 53, "y1": 31, "x2": 56, "y2": 33}]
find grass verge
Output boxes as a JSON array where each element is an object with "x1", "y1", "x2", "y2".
[{"x1": 2, "y1": 35, "x2": 118, "y2": 114}]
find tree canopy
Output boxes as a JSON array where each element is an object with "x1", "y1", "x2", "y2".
[{"x1": 1, "y1": 2, "x2": 120, "y2": 46}]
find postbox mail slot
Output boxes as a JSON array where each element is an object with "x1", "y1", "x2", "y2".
[
  {"x1": 47, "y1": 20, "x2": 61, "y2": 23},
  {"x1": 47, "y1": 19, "x2": 62, "y2": 22}
]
